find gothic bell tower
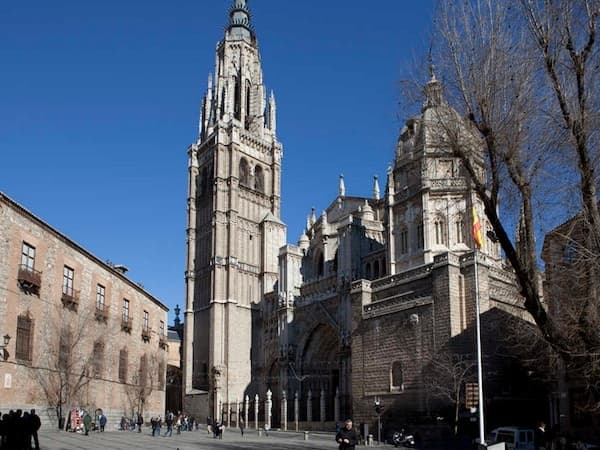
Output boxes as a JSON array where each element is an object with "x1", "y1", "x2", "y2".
[{"x1": 183, "y1": 0, "x2": 286, "y2": 418}]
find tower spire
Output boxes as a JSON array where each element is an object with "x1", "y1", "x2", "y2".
[
  {"x1": 339, "y1": 175, "x2": 346, "y2": 197},
  {"x1": 227, "y1": 0, "x2": 255, "y2": 41}
]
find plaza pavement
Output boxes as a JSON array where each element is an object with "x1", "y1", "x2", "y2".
[{"x1": 37, "y1": 427, "x2": 343, "y2": 450}]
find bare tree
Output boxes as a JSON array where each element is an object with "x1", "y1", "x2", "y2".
[
  {"x1": 124, "y1": 353, "x2": 163, "y2": 417},
  {"x1": 33, "y1": 310, "x2": 100, "y2": 428},
  {"x1": 421, "y1": 0, "x2": 600, "y2": 406},
  {"x1": 424, "y1": 350, "x2": 477, "y2": 435}
]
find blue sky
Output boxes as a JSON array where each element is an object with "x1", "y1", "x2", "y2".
[{"x1": 0, "y1": 0, "x2": 434, "y2": 321}]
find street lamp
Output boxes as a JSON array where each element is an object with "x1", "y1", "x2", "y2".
[
  {"x1": 0, "y1": 334, "x2": 10, "y2": 361},
  {"x1": 374, "y1": 397, "x2": 383, "y2": 445}
]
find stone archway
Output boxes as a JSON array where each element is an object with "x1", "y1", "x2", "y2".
[{"x1": 297, "y1": 323, "x2": 340, "y2": 422}]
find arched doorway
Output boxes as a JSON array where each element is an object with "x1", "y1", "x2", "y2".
[{"x1": 297, "y1": 324, "x2": 340, "y2": 422}]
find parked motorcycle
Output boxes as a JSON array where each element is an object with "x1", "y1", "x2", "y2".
[{"x1": 392, "y1": 429, "x2": 416, "y2": 448}]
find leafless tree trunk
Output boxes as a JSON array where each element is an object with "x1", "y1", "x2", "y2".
[{"x1": 426, "y1": 0, "x2": 600, "y2": 407}]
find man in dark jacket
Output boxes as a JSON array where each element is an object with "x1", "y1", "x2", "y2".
[
  {"x1": 335, "y1": 419, "x2": 359, "y2": 450},
  {"x1": 30, "y1": 409, "x2": 41, "y2": 450}
]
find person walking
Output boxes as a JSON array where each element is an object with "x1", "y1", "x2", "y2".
[
  {"x1": 83, "y1": 412, "x2": 92, "y2": 436},
  {"x1": 99, "y1": 412, "x2": 107, "y2": 432},
  {"x1": 335, "y1": 419, "x2": 358, "y2": 450},
  {"x1": 136, "y1": 413, "x2": 144, "y2": 433},
  {"x1": 534, "y1": 421, "x2": 547, "y2": 450},
  {"x1": 239, "y1": 417, "x2": 245, "y2": 436},
  {"x1": 164, "y1": 411, "x2": 173, "y2": 437}
]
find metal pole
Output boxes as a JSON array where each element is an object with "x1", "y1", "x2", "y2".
[
  {"x1": 474, "y1": 250, "x2": 486, "y2": 445},
  {"x1": 377, "y1": 414, "x2": 381, "y2": 445}
]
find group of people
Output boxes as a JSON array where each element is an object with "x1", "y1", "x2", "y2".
[
  {"x1": 118, "y1": 411, "x2": 197, "y2": 436},
  {"x1": 64, "y1": 408, "x2": 107, "y2": 435},
  {"x1": 0, "y1": 409, "x2": 41, "y2": 450}
]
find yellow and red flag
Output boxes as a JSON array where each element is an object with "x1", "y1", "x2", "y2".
[{"x1": 472, "y1": 206, "x2": 484, "y2": 249}]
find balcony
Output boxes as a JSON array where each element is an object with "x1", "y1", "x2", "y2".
[
  {"x1": 61, "y1": 287, "x2": 80, "y2": 311},
  {"x1": 141, "y1": 327, "x2": 152, "y2": 343},
  {"x1": 94, "y1": 305, "x2": 109, "y2": 323},
  {"x1": 158, "y1": 335, "x2": 168, "y2": 350},
  {"x1": 17, "y1": 265, "x2": 42, "y2": 294},
  {"x1": 121, "y1": 316, "x2": 133, "y2": 333}
]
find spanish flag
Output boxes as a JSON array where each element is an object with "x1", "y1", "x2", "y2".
[{"x1": 472, "y1": 207, "x2": 484, "y2": 249}]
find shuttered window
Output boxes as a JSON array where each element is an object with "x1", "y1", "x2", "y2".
[
  {"x1": 119, "y1": 349, "x2": 128, "y2": 382},
  {"x1": 16, "y1": 316, "x2": 33, "y2": 361}
]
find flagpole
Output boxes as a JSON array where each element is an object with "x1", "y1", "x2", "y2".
[{"x1": 473, "y1": 249, "x2": 486, "y2": 445}]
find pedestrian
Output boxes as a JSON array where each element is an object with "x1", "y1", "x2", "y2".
[
  {"x1": 164, "y1": 411, "x2": 174, "y2": 437},
  {"x1": 83, "y1": 411, "x2": 92, "y2": 436},
  {"x1": 335, "y1": 419, "x2": 358, "y2": 450},
  {"x1": 264, "y1": 423, "x2": 270, "y2": 437},
  {"x1": 99, "y1": 412, "x2": 107, "y2": 432},
  {"x1": 136, "y1": 412, "x2": 144, "y2": 433},
  {"x1": 30, "y1": 409, "x2": 41, "y2": 450},
  {"x1": 534, "y1": 421, "x2": 547, "y2": 450},
  {"x1": 239, "y1": 417, "x2": 245, "y2": 436},
  {"x1": 207, "y1": 416, "x2": 212, "y2": 435}
]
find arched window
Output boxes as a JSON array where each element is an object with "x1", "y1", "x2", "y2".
[
  {"x1": 416, "y1": 221, "x2": 424, "y2": 249},
  {"x1": 200, "y1": 166, "x2": 208, "y2": 196},
  {"x1": 118, "y1": 349, "x2": 128, "y2": 382},
  {"x1": 246, "y1": 80, "x2": 252, "y2": 118},
  {"x1": 434, "y1": 216, "x2": 447, "y2": 246},
  {"x1": 391, "y1": 361, "x2": 404, "y2": 391},
  {"x1": 373, "y1": 260, "x2": 380, "y2": 279},
  {"x1": 254, "y1": 165, "x2": 264, "y2": 192},
  {"x1": 220, "y1": 87, "x2": 226, "y2": 119},
  {"x1": 239, "y1": 158, "x2": 249, "y2": 187},
  {"x1": 381, "y1": 259, "x2": 387, "y2": 276},
  {"x1": 399, "y1": 225, "x2": 409, "y2": 254},
  {"x1": 365, "y1": 263, "x2": 372, "y2": 280},
  {"x1": 139, "y1": 354, "x2": 148, "y2": 387},
  {"x1": 455, "y1": 215, "x2": 465, "y2": 244},
  {"x1": 234, "y1": 75, "x2": 241, "y2": 120},
  {"x1": 317, "y1": 252, "x2": 324, "y2": 277}
]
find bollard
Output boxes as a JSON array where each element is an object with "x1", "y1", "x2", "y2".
[
  {"x1": 304, "y1": 431, "x2": 309, "y2": 441},
  {"x1": 367, "y1": 434, "x2": 373, "y2": 446},
  {"x1": 258, "y1": 429, "x2": 262, "y2": 437}
]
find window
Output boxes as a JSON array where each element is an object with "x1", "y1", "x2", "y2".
[
  {"x1": 15, "y1": 315, "x2": 33, "y2": 361},
  {"x1": 416, "y1": 222, "x2": 424, "y2": 249},
  {"x1": 139, "y1": 354, "x2": 148, "y2": 387},
  {"x1": 159, "y1": 320, "x2": 165, "y2": 337},
  {"x1": 399, "y1": 227, "x2": 409, "y2": 254},
  {"x1": 434, "y1": 217, "x2": 447, "y2": 246},
  {"x1": 234, "y1": 75, "x2": 241, "y2": 120},
  {"x1": 92, "y1": 340, "x2": 104, "y2": 378},
  {"x1": 118, "y1": 349, "x2": 128, "y2": 382},
  {"x1": 143, "y1": 310, "x2": 149, "y2": 332},
  {"x1": 58, "y1": 329, "x2": 72, "y2": 370},
  {"x1": 239, "y1": 158, "x2": 249, "y2": 186},
  {"x1": 373, "y1": 260, "x2": 380, "y2": 279},
  {"x1": 254, "y1": 165, "x2": 264, "y2": 192},
  {"x1": 96, "y1": 284, "x2": 106, "y2": 310},
  {"x1": 245, "y1": 80, "x2": 251, "y2": 129},
  {"x1": 391, "y1": 361, "x2": 404, "y2": 391},
  {"x1": 21, "y1": 242, "x2": 36, "y2": 269},
  {"x1": 365, "y1": 263, "x2": 372, "y2": 280},
  {"x1": 158, "y1": 361, "x2": 165, "y2": 390},
  {"x1": 316, "y1": 252, "x2": 324, "y2": 277},
  {"x1": 62, "y1": 266, "x2": 74, "y2": 296},
  {"x1": 122, "y1": 299, "x2": 130, "y2": 322},
  {"x1": 220, "y1": 87, "x2": 226, "y2": 119},
  {"x1": 455, "y1": 216, "x2": 465, "y2": 244}
]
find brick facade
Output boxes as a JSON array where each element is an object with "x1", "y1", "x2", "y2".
[{"x1": 0, "y1": 193, "x2": 168, "y2": 429}]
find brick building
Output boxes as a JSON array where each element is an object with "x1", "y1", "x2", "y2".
[{"x1": 0, "y1": 192, "x2": 169, "y2": 429}]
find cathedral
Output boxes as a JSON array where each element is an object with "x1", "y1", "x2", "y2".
[{"x1": 183, "y1": 0, "x2": 543, "y2": 432}]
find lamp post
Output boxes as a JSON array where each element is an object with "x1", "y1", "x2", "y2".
[
  {"x1": 374, "y1": 397, "x2": 382, "y2": 445},
  {"x1": 0, "y1": 334, "x2": 11, "y2": 361}
]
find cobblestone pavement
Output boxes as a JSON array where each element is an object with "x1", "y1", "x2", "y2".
[{"x1": 37, "y1": 428, "x2": 340, "y2": 450}]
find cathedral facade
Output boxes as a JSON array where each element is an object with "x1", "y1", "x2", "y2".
[{"x1": 184, "y1": 0, "x2": 540, "y2": 431}]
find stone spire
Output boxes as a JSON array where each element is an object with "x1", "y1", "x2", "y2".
[
  {"x1": 227, "y1": 0, "x2": 254, "y2": 41},
  {"x1": 373, "y1": 175, "x2": 380, "y2": 200},
  {"x1": 423, "y1": 65, "x2": 444, "y2": 110},
  {"x1": 268, "y1": 91, "x2": 277, "y2": 133},
  {"x1": 339, "y1": 175, "x2": 346, "y2": 197}
]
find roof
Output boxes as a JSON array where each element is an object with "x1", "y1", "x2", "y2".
[{"x1": 0, "y1": 191, "x2": 169, "y2": 312}]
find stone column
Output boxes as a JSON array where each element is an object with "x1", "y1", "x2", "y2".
[
  {"x1": 307, "y1": 390, "x2": 312, "y2": 423},
  {"x1": 320, "y1": 388, "x2": 326, "y2": 423},
  {"x1": 234, "y1": 398, "x2": 239, "y2": 428},
  {"x1": 294, "y1": 391, "x2": 299, "y2": 431},
  {"x1": 254, "y1": 394, "x2": 259, "y2": 430},
  {"x1": 281, "y1": 390, "x2": 288, "y2": 431},
  {"x1": 334, "y1": 388, "x2": 340, "y2": 424},
  {"x1": 265, "y1": 389, "x2": 272, "y2": 431},
  {"x1": 227, "y1": 402, "x2": 231, "y2": 428},
  {"x1": 245, "y1": 395, "x2": 249, "y2": 427},
  {"x1": 218, "y1": 400, "x2": 223, "y2": 423}
]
